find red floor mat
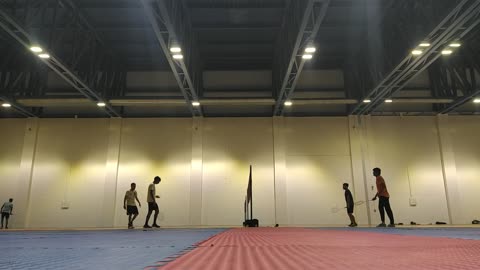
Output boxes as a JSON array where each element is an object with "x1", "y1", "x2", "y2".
[{"x1": 156, "y1": 228, "x2": 480, "y2": 270}]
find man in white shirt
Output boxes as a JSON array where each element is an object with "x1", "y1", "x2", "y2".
[
  {"x1": 1, "y1": 198, "x2": 13, "y2": 229},
  {"x1": 124, "y1": 183, "x2": 141, "y2": 229},
  {"x1": 144, "y1": 176, "x2": 161, "y2": 228}
]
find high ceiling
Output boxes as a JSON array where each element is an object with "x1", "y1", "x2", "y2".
[{"x1": 0, "y1": 0, "x2": 479, "y2": 118}]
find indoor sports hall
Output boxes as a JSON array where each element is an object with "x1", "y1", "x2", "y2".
[{"x1": 1, "y1": 0, "x2": 479, "y2": 269}]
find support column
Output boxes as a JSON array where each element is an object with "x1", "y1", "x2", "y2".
[
  {"x1": 100, "y1": 118, "x2": 123, "y2": 227},
  {"x1": 189, "y1": 117, "x2": 203, "y2": 226},
  {"x1": 348, "y1": 116, "x2": 371, "y2": 226},
  {"x1": 436, "y1": 115, "x2": 463, "y2": 224},
  {"x1": 14, "y1": 118, "x2": 39, "y2": 228},
  {"x1": 273, "y1": 116, "x2": 288, "y2": 225}
]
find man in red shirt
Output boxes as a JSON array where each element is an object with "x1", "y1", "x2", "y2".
[{"x1": 371, "y1": 168, "x2": 395, "y2": 227}]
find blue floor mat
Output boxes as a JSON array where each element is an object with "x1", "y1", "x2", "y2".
[
  {"x1": 323, "y1": 227, "x2": 480, "y2": 240},
  {"x1": 0, "y1": 228, "x2": 224, "y2": 270}
]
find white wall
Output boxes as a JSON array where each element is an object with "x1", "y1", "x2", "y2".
[
  {"x1": 0, "y1": 116, "x2": 478, "y2": 228},
  {"x1": 0, "y1": 120, "x2": 26, "y2": 204}
]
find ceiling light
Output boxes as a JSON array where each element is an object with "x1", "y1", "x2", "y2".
[
  {"x1": 302, "y1": 54, "x2": 313, "y2": 60},
  {"x1": 441, "y1": 50, "x2": 453, "y2": 55},
  {"x1": 385, "y1": 99, "x2": 393, "y2": 103},
  {"x1": 284, "y1": 101, "x2": 293, "y2": 106},
  {"x1": 30, "y1": 46, "x2": 43, "y2": 53},
  {"x1": 411, "y1": 50, "x2": 423, "y2": 55},
  {"x1": 474, "y1": 98, "x2": 480, "y2": 104},
  {"x1": 38, "y1": 53, "x2": 50, "y2": 59},
  {"x1": 449, "y1": 43, "x2": 461, "y2": 48},
  {"x1": 419, "y1": 43, "x2": 431, "y2": 47},
  {"x1": 192, "y1": 101, "x2": 200, "y2": 106},
  {"x1": 2, "y1": 103, "x2": 11, "y2": 108},
  {"x1": 97, "y1": 102, "x2": 106, "y2": 107},
  {"x1": 173, "y1": 54, "x2": 184, "y2": 60},
  {"x1": 305, "y1": 47, "x2": 316, "y2": 53},
  {"x1": 363, "y1": 99, "x2": 371, "y2": 103},
  {"x1": 170, "y1": 47, "x2": 181, "y2": 53}
]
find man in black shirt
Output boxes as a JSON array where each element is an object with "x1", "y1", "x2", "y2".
[{"x1": 343, "y1": 183, "x2": 357, "y2": 227}]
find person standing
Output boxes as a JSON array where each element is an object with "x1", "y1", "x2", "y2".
[
  {"x1": 144, "y1": 176, "x2": 161, "y2": 229},
  {"x1": 124, "y1": 183, "x2": 141, "y2": 229},
  {"x1": 343, "y1": 183, "x2": 358, "y2": 227},
  {"x1": 371, "y1": 168, "x2": 395, "y2": 227},
  {"x1": 1, "y1": 198, "x2": 13, "y2": 229}
]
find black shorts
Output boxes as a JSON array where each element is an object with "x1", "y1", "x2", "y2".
[
  {"x1": 126, "y1": 206, "x2": 139, "y2": 215},
  {"x1": 346, "y1": 206, "x2": 354, "y2": 214},
  {"x1": 148, "y1": 202, "x2": 159, "y2": 212},
  {"x1": 1, "y1": 212, "x2": 10, "y2": 219}
]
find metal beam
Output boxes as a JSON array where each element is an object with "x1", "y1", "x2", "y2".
[
  {"x1": 0, "y1": 1, "x2": 121, "y2": 117},
  {"x1": 439, "y1": 46, "x2": 480, "y2": 113},
  {"x1": 139, "y1": 0, "x2": 203, "y2": 117},
  {"x1": 273, "y1": 0, "x2": 330, "y2": 116},
  {"x1": 0, "y1": 96, "x2": 36, "y2": 117},
  {"x1": 352, "y1": 0, "x2": 480, "y2": 115}
]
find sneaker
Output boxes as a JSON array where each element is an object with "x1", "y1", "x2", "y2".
[
  {"x1": 128, "y1": 226, "x2": 134, "y2": 229},
  {"x1": 352, "y1": 223, "x2": 358, "y2": 227},
  {"x1": 388, "y1": 224, "x2": 396, "y2": 228},
  {"x1": 376, "y1": 223, "x2": 386, "y2": 227},
  {"x1": 152, "y1": 224, "x2": 160, "y2": 228},
  {"x1": 143, "y1": 225, "x2": 152, "y2": 229}
]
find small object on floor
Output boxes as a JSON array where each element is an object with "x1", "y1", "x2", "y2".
[
  {"x1": 397, "y1": 223, "x2": 404, "y2": 225},
  {"x1": 436, "y1": 221, "x2": 447, "y2": 225},
  {"x1": 410, "y1": 221, "x2": 417, "y2": 225},
  {"x1": 472, "y1": 220, "x2": 479, "y2": 225},
  {"x1": 275, "y1": 224, "x2": 279, "y2": 227},
  {"x1": 376, "y1": 223, "x2": 386, "y2": 227}
]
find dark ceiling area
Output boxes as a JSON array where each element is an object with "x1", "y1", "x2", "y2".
[{"x1": 0, "y1": 0, "x2": 479, "y2": 118}]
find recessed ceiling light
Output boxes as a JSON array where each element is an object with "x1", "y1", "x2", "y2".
[
  {"x1": 284, "y1": 101, "x2": 293, "y2": 106},
  {"x1": 449, "y1": 43, "x2": 461, "y2": 48},
  {"x1": 38, "y1": 53, "x2": 50, "y2": 59},
  {"x1": 173, "y1": 54, "x2": 183, "y2": 60},
  {"x1": 411, "y1": 50, "x2": 423, "y2": 55},
  {"x1": 170, "y1": 47, "x2": 181, "y2": 53},
  {"x1": 2, "y1": 103, "x2": 11, "y2": 108},
  {"x1": 441, "y1": 50, "x2": 453, "y2": 55},
  {"x1": 302, "y1": 54, "x2": 313, "y2": 60},
  {"x1": 192, "y1": 101, "x2": 200, "y2": 106},
  {"x1": 30, "y1": 46, "x2": 43, "y2": 53},
  {"x1": 305, "y1": 47, "x2": 316, "y2": 53},
  {"x1": 385, "y1": 99, "x2": 393, "y2": 103},
  {"x1": 97, "y1": 102, "x2": 106, "y2": 107},
  {"x1": 363, "y1": 99, "x2": 371, "y2": 103},
  {"x1": 419, "y1": 43, "x2": 431, "y2": 47}
]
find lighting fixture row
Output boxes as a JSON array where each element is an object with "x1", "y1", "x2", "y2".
[
  {"x1": 2, "y1": 98, "x2": 480, "y2": 110},
  {"x1": 170, "y1": 46, "x2": 183, "y2": 60},
  {"x1": 30, "y1": 46, "x2": 50, "y2": 59},
  {"x1": 411, "y1": 42, "x2": 462, "y2": 56},
  {"x1": 302, "y1": 46, "x2": 316, "y2": 60}
]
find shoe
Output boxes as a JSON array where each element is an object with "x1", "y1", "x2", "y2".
[
  {"x1": 388, "y1": 224, "x2": 396, "y2": 228},
  {"x1": 152, "y1": 224, "x2": 160, "y2": 228},
  {"x1": 376, "y1": 223, "x2": 386, "y2": 227},
  {"x1": 128, "y1": 226, "x2": 134, "y2": 229},
  {"x1": 352, "y1": 223, "x2": 358, "y2": 227},
  {"x1": 143, "y1": 225, "x2": 152, "y2": 229}
]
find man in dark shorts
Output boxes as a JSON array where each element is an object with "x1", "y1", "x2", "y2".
[
  {"x1": 372, "y1": 168, "x2": 395, "y2": 227},
  {"x1": 124, "y1": 183, "x2": 141, "y2": 229},
  {"x1": 1, "y1": 198, "x2": 13, "y2": 229},
  {"x1": 343, "y1": 183, "x2": 357, "y2": 227},
  {"x1": 144, "y1": 176, "x2": 161, "y2": 229}
]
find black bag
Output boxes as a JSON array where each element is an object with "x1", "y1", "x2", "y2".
[{"x1": 243, "y1": 219, "x2": 259, "y2": 227}]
